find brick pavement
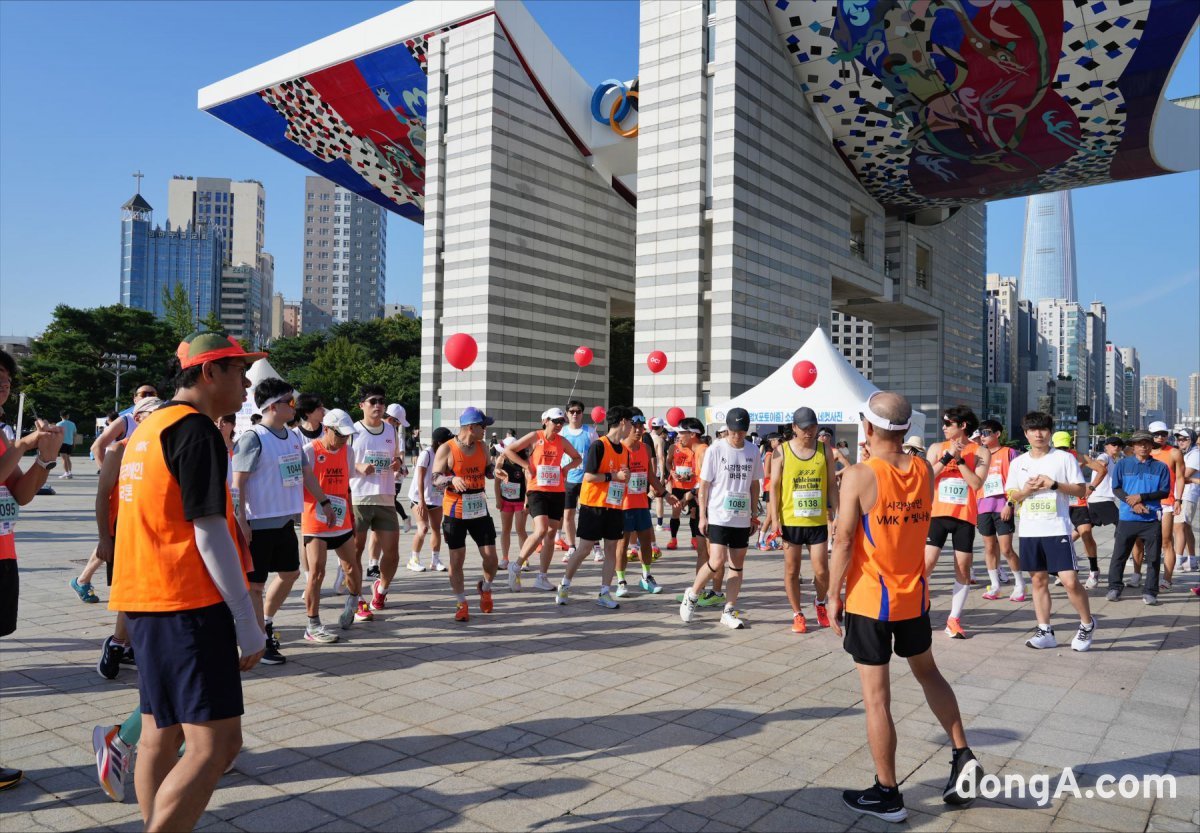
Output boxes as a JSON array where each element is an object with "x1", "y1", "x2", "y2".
[{"x1": 1, "y1": 473, "x2": 1197, "y2": 832}]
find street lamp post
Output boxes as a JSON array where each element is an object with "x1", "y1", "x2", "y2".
[{"x1": 100, "y1": 353, "x2": 139, "y2": 412}]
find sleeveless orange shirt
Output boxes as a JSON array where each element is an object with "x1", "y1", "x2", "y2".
[
  {"x1": 442, "y1": 439, "x2": 489, "y2": 518},
  {"x1": 622, "y1": 441, "x2": 653, "y2": 510},
  {"x1": 931, "y1": 441, "x2": 981, "y2": 523},
  {"x1": 1151, "y1": 446, "x2": 1176, "y2": 506},
  {"x1": 668, "y1": 443, "x2": 700, "y2": 490},
  {"x1": 527, "y1": 433, "x2": 567, "y2": 493},
  {"x1": 580, "y1": 437, "x2": 628, "y2": 509},
  {"x1": 302, "y1": 440, "x2": 353, "y2": 536},
  {"x1": 846, "y1": 456, "x2": 932, "y2": 622}
]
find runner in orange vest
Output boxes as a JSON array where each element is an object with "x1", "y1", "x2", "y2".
[
  {"x1": 828, "y1": 391, "x2": 982, "y2": 822},
  {"x1": 615, "y1": 407, "x2": 674, "y2": 597},
  {"x1": 1148, "y1": 421, "x2": 1186, "y2": 589},
  {"x1": 974, "y1": 419, "x2": 1025, "y2": 602}
]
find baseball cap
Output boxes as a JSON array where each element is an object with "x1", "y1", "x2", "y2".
[
  {"x1": 1175, "y1": 428, "x2": 1196, "y2": 443},
  {"x1": 1129, "y1": 430, "x2": 1154, "y2": 444},
  {"x1": 459, "y1": 407, "x2": 494, "y2": 427},
  {"x1": 321, "y1": 408, "x2": 356, "y2": 436},
  {"x1": 1051, "y1": 430, "x2": 1073, "y2": 449},
  {"x1": 1148, "y1": 420, "x2": 1169, "y2": 434},
  {"x1": 902, "y1": 435, "x2": 926, "y2": 452},
  {"x1": 651, "y1": 417, "x2": 664, "y2": 428},
  {"x1": 176, "y1": 332, "x2": 266, "y2": 370},
  {"x1": 541, "y1": 407, "x2": 566, "y2": 421},
  {"x1": 432, "y1": 426, "x2": 454, "y2": 445},
  {"x1": 385, "y1": 403, "x2": 410, "y2": 426},
  {"x1": 716, "y1": 426, "x2": 729, "y2": 436},
  {"x1": 792, "y1": 407, "x2": 818, "y2": 429},
  {"x1": 726, "y1": 408, "x2": 751, "y2": 432},
  {"x1": 1104, "y1": 436, "x2": 1125, "y2": 448}
]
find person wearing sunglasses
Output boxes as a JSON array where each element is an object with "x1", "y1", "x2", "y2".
[
  {"x1": 557, "y1": 399, "x2": 598, "y2": 559},
  {"x1": 973, "y1": 420, "x2": 1024, "y2": 603},
  {"x1": 234, "y1": 377, "x2": 337, "y2": 667},
  {"x1": 350, "y1": 386, "x2": 406, "y2": 608},
  {"x1": 90, "y1": 384, "x2": 160, "y2": 465},
  {"x1": 1147, "y1": 421, "x2": 1186, "y2": 590},
  {"x1": 1052, "y1": 430, "x2": 1108, "y2": 591},
  {"x1": 615, "y1": 407, "x2": 674, "y2": 597},
  {"x1": 501, "y1": 407, "x2": 582, "y2": 591},
  {"x1": 1174, "y1": 429, "x2": 1199, "y2": 573}
]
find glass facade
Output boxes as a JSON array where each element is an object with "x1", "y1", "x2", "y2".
[
  {"x1": 1019, "y1": 191, "x2": 1078, "y2": 304},
  {"x1": 120, "y1": 218, "x2": 223, "y2": 323}
]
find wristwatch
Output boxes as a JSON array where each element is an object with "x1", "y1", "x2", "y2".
[
  {"x1": 320, "y1": 498, "x2": 331, "y2": 507},
  {"x1": 35, "y1": 455, "x2": 56, "y2": 471},
  {"x1": 1050, "y1": 480, "x2": 1059, "y2": 491}
]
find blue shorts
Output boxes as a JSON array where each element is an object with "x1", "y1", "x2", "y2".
[
  {"x1": 623, "y1": 507, "x2": 653, "y2": 534},
  {"x1": 1019, "y1": 535, "x2": 1078, "y2": 575},
  {"x1": 126, "y1": 602, "x2": 244, "y2": 728}
]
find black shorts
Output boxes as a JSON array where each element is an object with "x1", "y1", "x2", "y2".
[
  {"x1": 442, "y1": 516, "x2": 497, "y2": 550},
  {"x1": 1087, "y1": 501, "x2": 1118, "y2": 527},
  {"x1": 1019, "y1": 535, "x2": 1078, "y2": 574},
  {"x1": 577, "y1": 505, "x2": 624, "y2": 542},
  {"x1": 126, "y1": 602, "x2": 243, "y2": 728},
  {"x1": 671, "y1": 487, "x2": 696, "y2": 505},
  {"x1": 926, "y1": 516, "x2": 975, "y2": 553},
  {"x1": 843, "y1": 611, "x2": 932, "y2": 666},
  {"x1": 59, "y1": 443, "x2": 72, "y2": 456},
  {"x1": 708, "y1": 524, "x2": 751, "y2": 549},
  {"x1": 303, "y1": 530, "x2": 355, "y2": 551},
  {"x1": 782, "y1": 525, "x2": 829, "y2": 547},
  {"x1": 976, "y1": 511, "x2": 1015, "y2": 537},
  {"x1": 527, "y1": 491, "x2": 566, "y2": 521},
  {"x1": 565, "y1": 482, "x2": 583, "y2": 510},
  {"x1": 247, "y1": 522, "x2": 300, "y2": 584},
  {"x1": 1069, "y1": 505, "x2": 1093, "y2": 529},
  {"x1": 0, "y1": 559, "x2": 17, "y2": 638}
]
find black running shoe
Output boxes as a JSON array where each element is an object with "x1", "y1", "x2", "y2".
[
  {"x1": 366, "y1": 564, "x2": 381, "y2": 580},
  {"x1": 843, "y1": 780, "x2": 906, "y2": 822},
  {"x1": 97, "y1": 636, "x2": 124, "y2": 680},
  {"x1": 260, "y1": 623, "x2": 286, "y2": 665},
  {"x1": 0, "y1": 766, "x2": 22, "y2": 792},
  {"x1": 120, "y1": 646, "x2": 136, "y2": 666},
  {"x1": 943, "y1": 748, "x2": 983, "y2": 805}
]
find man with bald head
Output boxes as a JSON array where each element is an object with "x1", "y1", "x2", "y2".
[{"x1": 828, "y1": 391, "x2": 982, "y2": 822}]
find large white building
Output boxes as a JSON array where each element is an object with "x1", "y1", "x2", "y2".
[
  {"x1": 1104, "y1": 343, "x2": 1126, "y2": 431},
  {"x1": 1141, "y1": 375, "x2": 1179, "y2": 427},
  {"x1": 1120, "y1": 346, "x2": 1142, "y2": 430},
  {"x1": 1037, "y1": 299, "x2": 1089, "y2": 408}
]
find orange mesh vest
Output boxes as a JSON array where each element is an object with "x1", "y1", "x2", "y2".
[
  {"x1": 442, "y1": 440, "x2": 488, "y2": 518},
  {"x1": 622, "y1": 441, "x2": 653, "y2": 510},
  {"x1": 302, "y1": 440, "x2": 353, "y2": 536},
  {"x1": 1151, "y1": 447, "x2": 1176, "y2": 506},
  {"x1": 580, "y1": 438, "x2": 628, "y2": 508},
  {"x1": 931, "y1": 441, "x2": 981, "y2": 523}
]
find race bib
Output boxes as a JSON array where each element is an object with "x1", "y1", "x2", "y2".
[
  {"x1": 364, "y1": 451, "x2": 392, "y2": 471},
  {"x1": 982, "y1": 474, "x2": 1005, "y2": 498},
  {"x1": 606, "y1": 481, "x2": 626, "y2": 506},
  {"x1": 724, "y1": 491, "x2": 750, "y2": 517},
  {"x1": 1022, "y1": 495, "x2": 1058, "y2": 521},
  {"x1": 327, "y1": 496, "x2": 347, "y2": 526},
  {"x1": 278, "y1": 453, "x2": 303, "y2": 488},
  {"x1": 673, "y1": 466, "x2": 693, "y2": 482},
  {"x1": 791, "y1": 489, "x2": 823, "y2": 518},
  {"x1": 461, "y1": 492, "x2": 487, "y2": 520},
  {"x1": 0, "y1": 486, "x2": 17, "y2": 535},
  {"x1": 501, "y1": 481, "x2": 521, "y2": 500},
  {"x1": 628, "y1": 472, "x2": 648, "y2": 495},
  {"x1": 536, "y1": 465, "x2": 561, "y2": 487},
  {"x1": 938, "y1": 479, "x2": 969, "y2": 506}
]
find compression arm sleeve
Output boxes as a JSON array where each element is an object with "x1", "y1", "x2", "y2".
[{"x1": 193, "y1": 515, "x2": 266, "y2": 657}]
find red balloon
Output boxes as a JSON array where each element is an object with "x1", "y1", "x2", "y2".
[
  {"x1": 574, "y1": 346, "x2": 594, "y2": 368},
  {"x1": 647, "y1": 350, "x2": 668, "y2": 374},
  {"x1": 444, "y1": 333, "x2": 478, "y2": 370},
  {"x1": 665, "y1": 407, "x2": 685, "y2": 427},
  {"x1": 792, "y1": 360, "x2": 817, "y2": 388},
  {"x1": 591, "y1": 405, "x2": 606, "y2": 424}
]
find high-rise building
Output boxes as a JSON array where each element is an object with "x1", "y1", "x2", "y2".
[
  {"x1": 1141, "y1": 375, "x2": 1179, "y2": 426},
  {"x1": 1037, "y1": 299, "x2": 1089, "y2": 406},
  {"x1": 1119, "y1": 347, "x2": 1141, "y2": 429},
  {"x1": 1011, "y1": 298, "x2": 1041, "y2": 428},
  {"x1": 119, "y1": 189, "x2": 223, "y2": 325},
  {"x1": 1190, "y1": 372, "x2": 1200, "y2": 419},
  {"x1": 830, "y1": 311, "x2": 873, "y2": 380},
  {"x1": 985, "y1": 273, "x2": 1017, "y2": 385},
  {"x1": 270, "y1": 293, "x2": 301, "y2": 340},
  {"x1": 1086, "y1": 302, "x2": 1107, "y2": 425},
  {"x1": 1019, "y1": 191, "x2": 1078, "y2": 304},
  {"x1": 301, "y1": 176, "x2": 387, "y2": 331},
  {"x1": 1104, "y1": 343, "x2": 1126, "y2": 430}
]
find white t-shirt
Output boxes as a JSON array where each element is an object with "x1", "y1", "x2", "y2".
[
  {"x1": 1088, "y1": 451, "x2": 1116, "y2": 503},
  {"x1": 1183, "y1": 447, "x2": 1200, "y2": 503},
  {"x1": 407, "y1": 446, "x2": 446, "y2": 506},
  {"x1": 700, "y1": 438, "x2": 764, "y2": 528},
  {"x1": 1004, "y1": 448, "x2": 1085, "y2": 538},
  {"x1": 349, "y1": 421, "x2": 398, "y2": 505}
]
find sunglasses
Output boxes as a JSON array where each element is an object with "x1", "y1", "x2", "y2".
[
  {"x1": 567, "y1": 409, "x2": 583, "y2": 415},
  {"x1": 942, "y1": 419, "x2": 957, "y2": 427},
  {"x1": 364, "y1": 397, "x2": 385, "y2": 406},
  {"x1": 632, "y1": 417, "x2": 646, "y2": 425},
  {"x1": 551, "y1": 418, "x2": 566, "y2": 426},
  {"x1": 979, "y1": 429, "x2": 996, "y2": 436},
  {"x1": 136, "y1": 390, "x2": 156, "y2": 397}
]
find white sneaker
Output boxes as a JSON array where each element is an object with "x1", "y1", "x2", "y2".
[
  {"x1": 679, "y1": 593, "x2": 697, "y2": 623},
  {"x1": 1053, "y1": 575, "x2": 1064, "y2": 587},
  {"x1": 1071, "y1": 620, "x2": 1095, "y2": 652},
  {"x1": 507, "y1": 561, "x2": 522, "y2": 591},
  {"x1": 615, "y1": 581, "x2": 629, "y2": 598},
  {"x1": 1084, "y1": 571, "x2": 1099, "y2": 590},
  {"x1": 596, "y1": 592, "x2": 619, "y2": 609},
  {"x1": 403, "y1": 518, "x2": 413, "y2": 533},
  {"x1": 555, "y1": 584, "x2": 569, "y2": 605},
  {"x1": 592, "y1": 544, "x2": 603, "y2": 563},
  {"x1": 533, "y1": 574, "x2": 554, "y2": 592},
  {"x1": 720, "y1": 609, "x2": 745, "y2": 630},
  {"x1": 406, "y1": 555, "x2": 426, "y2": 573},
  {"x1": 1125, "y1": 572, "x2": 1142, "y2": 588},
  {"x1": 1160, "y1": 579, "x2": 1172, "y2": 592},
  {"x1": 1025, "y1": 627, "x2": 1056, "y2": 649},
  {"x1": 334, "y1": 564, "x2": 346, "y2": 594},
  {"x1": 57, "y1": 472, "x2": 70, "y2": 479},
  {"x1": 430, "y1": 553, "x2": 447, "y2": 572},
  {"x1": 562, "y1": 546, "x2": 575, "y2": 565}
]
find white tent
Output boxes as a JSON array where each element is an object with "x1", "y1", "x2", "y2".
[{"x1": 704, "y1": 327, "x2": 926, "y2": 449}]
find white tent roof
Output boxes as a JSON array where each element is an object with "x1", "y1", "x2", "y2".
[
  {"x1": 235, "y1": 358, "x2": 285, "y2": 435},
  {"x1": 705, "y1": 327, "x2": 926, "y2": 439}
]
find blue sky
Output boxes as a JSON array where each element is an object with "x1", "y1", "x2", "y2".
[{"x1": 0, "y1": 1, "x2": 1195, "y2": 388}]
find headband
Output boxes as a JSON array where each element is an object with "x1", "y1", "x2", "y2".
[{"x1": 860, "y1": 393, "x2": 911, "y2": 432}]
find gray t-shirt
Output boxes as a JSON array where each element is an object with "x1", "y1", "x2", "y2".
[{"x1": 233, "y1": 425, "x2": 299, "y2": 529}]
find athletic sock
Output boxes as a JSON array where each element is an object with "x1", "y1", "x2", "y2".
[
  {"x1": 1014, "y1": 572, "x2": 1027, "y2": 594},
  {"x1": 481, "y1": 580, "x2": 492, "y2": 591},
  {"x1": 670, "y1": 518, "x2": 680, "y2": 538},
  {"x1": 368, "y1": 559, "x2": 379, "y2": 568},
  {"x1": 642, "y1": 564, "x2": 651, "y2": 577},
  {"x1": 685, "y1": 589, "x2": 698, "y2": 602},
  {"x1": 987, "y1": 569, "x2": 1000, "y2": 590},
  {"x1": 117, "y1": 710, "x2": 143, "y2": 747},
  {"x1": 723, "y1": 603, "x2": 734, "y2": 614},
  {"x1": 455, "y1": 593, "x2": 467, "y2": 604},
  {"x1": 816, "y1": 597, "x2": 826, "y2": 606},
  {"x1": 1039, "y1": 622, "x2": 1051, "y2": 631},
  {"x1": 1080, "y1": 619, "x2": 1094, "y2": 631},
  {"x1": 600, "y1": 585, "x2": 610, "y2": 596},
  {"x1": 1088, "y1": 557, "x2": 1099, "y2": 572},
  {"x1": 308, "y1": 616, "x2": 320, "y2": 628},
  {"x1": 561, "y1": 578, "x2": 571, "y2": 588},
  {"x1": 263, "y1": 616, "x2": 273, "y2": 627},
  {"x1": 949, "y1": 582, "x2": 968, "y2": 619},
  {"x1": 616, "y1": 570, "x2": 626, "y2": 583}
]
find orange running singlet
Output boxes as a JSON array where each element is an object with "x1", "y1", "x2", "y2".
[
  {"x1": 1151, "y1": 447, "x2": 1176, "y2": 507},
  {"x1": 931, "y1": 441, "x2": 981, "y2": 524}
]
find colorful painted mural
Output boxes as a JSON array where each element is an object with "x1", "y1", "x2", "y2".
[{"x1": 768, "y1": 0, "x2": 1198, "y2": 213}]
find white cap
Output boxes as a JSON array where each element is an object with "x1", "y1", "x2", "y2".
[
  {"x1": 1147, "y1": 420, "x2": 1169, "y2": 434},
  {"x1": 541, "y1": 407, "x2": 566, "y2": 421},
  {"x1": 650, "y1": 417, "x2": 664, "y2": 428},
  {"x1": 902, "y1": 434, "x2": 926, "y2": 451},
  {"x1": 386, "y1": 403, "x2": 409, "y2": 426},
  {"x1": 322, "y1": 408, "x2": 356, "y2": 436}
]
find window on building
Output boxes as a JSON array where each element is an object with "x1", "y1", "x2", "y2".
[
  {"x1": 850, "y1": 208, "x2": 867, "y2": 260},
  {"x1": 915, "y1": 244, "x2": 931, "y2": 290}
]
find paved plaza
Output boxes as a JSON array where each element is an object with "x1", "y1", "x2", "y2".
[{"x1": 1, "y1": 472, "x2": 1198, "y2": 833}]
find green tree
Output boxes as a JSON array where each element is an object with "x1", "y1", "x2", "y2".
[
  {"x1": 200, "y1": 310, "x2": 227, "y2": 336},
  {"x1": 296, "y1": 337, "x2": 371, "y2": 412},
  {"x1": 162, "y1": 283, "x2": 195, "y2": 341}
]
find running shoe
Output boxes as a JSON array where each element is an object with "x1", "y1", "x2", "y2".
[
  {"x1": 791, "y1": 612, "x2": 807, "y2": 634},
  {"x1": 690, "y1": 538, "x2": 698, "y2": 550},
  {"x1": 406, "y1": 555, "x2": 426, "y2": 573},
  {"x1": 679, "y1": 593, "x2": 696, "y2": 623},
  {"x1": 639, "y1": 575, "x2": 662, "y2": 594},
  {"x1": 592, "y1": 544, "x2": 603, "y2": 563},
  {"x1": 842, "y1": 781, "x2": 906, "y2": 823},
  {"x1": 120, "y1": 646, "x2": 136, "y2": 666},
  {"x1": 650, "y1": 543, "x2": 662, "y2": 562},
  {"x1": 698, "y1": 589, "x2": 726, "y2": 608},
  {"x1": 70, "y1": 577, "x2": 100, "y2": 603},
  {"x1": 628, "y1": 544, "x2": 641, "y2": 558},
  {"x1": 1125, "y1": 572, "x2": 1142, "y2": 588},
  {"x1": 556, "y1": 537, "x2": 569, "y2": 551},
  {"x1": 92, "y1": 725, "x2": 134, "y2": 802},
  {"x1": 477, "y1": 580, "x2": 494, "y2": 613},
  {"x1": 1071, "y1": 620, "x2": 1095, "y2": 652},
  {"x1": 596, "y1": 591, "x2": 619, "y2": 609},
  {"x1": 615, "y1": 581, "x2": 629, "y2": 598},
  {"x1": 1160, "y1": 579, "x2": 1173, "y2": 592},
  {"x1": 944, "y1": 617, "x2": 967, "y2": 639},
  {"x1": 815, "y1": 603, "x2": 830, "y2": 629},
  {"x1": 454, "y1": 601, "x2": 470, "y2": 622},
  {"x1": 507, "y1": 560, "x2": 522, "y2": 591},
  {"x1": 562, "y1": 547, "x2": 575, "y2": 564},
  {"x1": 497, "y1": 558, "x2": 509, "y2": 571},
  {"x1": 1191, "y1": 586, "x2": 1200, "y2": 596},
  {"x1": 370, "y1": 579, "x2": 387, "y2": 610},
  {"x1": 338, "y1": 600, "x2": 355, "y2": 630},
  {"x1": 366, "y1": 563, "x2": 381, "y2": 580},
  {"x1": 430, "y1": 553, "x2": 447, "y2": 572},
  {"x1": 1105, "y1": 587, "x2": 1122, "y2": 602},
  {"x1": 720, "y1": 609, "x2": 745, "y2": 629},
  {"x1": 1009, "y1": 591, "x2": 1027, "y2": 603},
  {"x1": 0, "y1": 767, "x2": 21, "y2": 793},
  {"x1": 533, "y1": 574, "x2": 554, "y2": 591},
  {"x1": 666, "y1": 538, "x2": 678, "y2": 550},
  {"x1": 261, "y1": 623, "x2": 286, "y2": 665},
  {"x1": 97, "y1": 636, "x2": 125, "y2": 680},
  {"x1": 1084, "y1": 572, "x2": 1100, "y2": 590},
  {"x1": 354, "y1": 601, "x2": 374, "y2": 622},
  {"x1": 1026, "y1": 626, "x2": 1056, "y2": 649},
  {"x1": 555, "y1": 584, "x2": 570, "y2": 605},
  {"x1": 981, "y1": 587, "x2": 1002, "y2": 601},
  {"x1": 1053, "y1": 575, "x2": 1063, "y2": 587},
  {"x1": 1143, "y1": 593, "x2": 1159, "y2": 606},
  {"x1": 999, "y1": 566, "x2": 1011, "y2": 584},
  {"x1": 943, "y1": 748, "x2": 983, "y2": 805},
  {"x1": 304, "y1": 624, "x2": 339, "y2": 644}
]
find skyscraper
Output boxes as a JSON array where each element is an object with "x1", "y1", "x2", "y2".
[
  {"x1": 1037, "y1": 299, "x2": 1089, "y2": 406},
  {"x1": 301, "y1": 176, "x2": 387, "y2": 331},
  {"x1": 1019, "y1": 191, "x2": 1078, "y2": 304},
  {"x1": 1141, "y1": 375, "x2": 1179, "y2": 426},
  {"x1": 830, "y1": 311, "x2": 873, "y2": 379},
  {"x1": 1086, "y1": 302, "x2": 1107, "y2": 425},
  {"x1": 1119, "y1": 346, "x2": 1141, "y2": 429},
  {"x1": 1190, "y1": 372, "x2": 1200, "y2": 419},
  {"x1": 1104, "y1": 343, "x2": 1126, "y2": 430}
]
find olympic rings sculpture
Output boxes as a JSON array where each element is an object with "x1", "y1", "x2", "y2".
[{"x1": 590, "y1": 78, "x2": 639, "y2": 138}]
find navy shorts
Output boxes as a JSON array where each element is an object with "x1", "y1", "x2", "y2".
[
  {"x1": 623, "y1": 507, "x2": 653, "y2": 534},
  {"x1": 126, "y1": 602, "x2": 243, "y2": 728},
  {"x1": 1019, "y1": 535, "x2": 1078, "y2": 575}
]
